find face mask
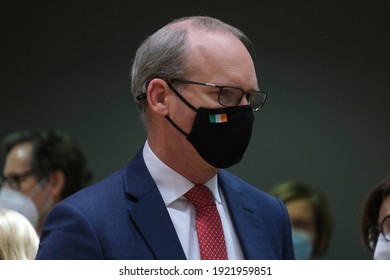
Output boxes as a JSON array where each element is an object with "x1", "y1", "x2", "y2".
[
  {"x1": 292, "y1": 229, "x2": 313, "y2": 260},
  {"x1": 0, "y1": 187, "x2": 39, "y2": 228},
  {"x1": 166, "y1": 103, "x2": 254, "y2": 169},
  {"x1": 27, "y1": 178, "x2": 54, "y2": 217},
  {"x1": 373, "y1": 233, "x2": 390, "y2": 260}
]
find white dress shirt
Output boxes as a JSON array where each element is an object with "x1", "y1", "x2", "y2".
[{"x1": 143, "y1": 140, "x2": 244, "y2": 259}]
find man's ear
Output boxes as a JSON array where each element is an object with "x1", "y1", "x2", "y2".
[
  {"x1": 45, "y1": 170, "x2": 65, "y2": 197},
  {"x1": 146, "y1": 78, "x2": 170, "y2": 115}
]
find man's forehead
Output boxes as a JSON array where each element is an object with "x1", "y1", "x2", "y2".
[
  {"x1": 12, "y1": 142, "x2": 32, "y2": 158},
  {"x1": 4, "y1": 142, "x2": 33, "y2": 174}
]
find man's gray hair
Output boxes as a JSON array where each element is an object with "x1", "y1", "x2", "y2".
[{"x1": 130, "y1": 16, "x2": 255, "y2": 127}]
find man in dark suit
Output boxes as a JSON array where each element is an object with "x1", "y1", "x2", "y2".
[{"x1": 36, "y1": 16, "x2": 295, "y2": 260}]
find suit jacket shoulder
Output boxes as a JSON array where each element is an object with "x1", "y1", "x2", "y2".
[{"x1": 37, "y1": 149, "x2": 186, "y2": 260}]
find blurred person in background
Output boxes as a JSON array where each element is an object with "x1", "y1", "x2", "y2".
[
  {"x1": 0, "y1": 209, "x2": 39, "y2": 259},
  {"x1": 1, "y1": 128, "x2": 93, "y2": 234},
  {"x1": 270, "y1": 181, "x2": 333, "y2": 259},
  {"x1": 361, "y1": 177, "x2": 390, "y2": 260}
]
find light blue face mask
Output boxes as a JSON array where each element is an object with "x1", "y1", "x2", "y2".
[
  {"x1": 0, "y1": 187, "x2": 39, "y2": 227},
  {"x1": 374, "y1": 233, "x2": 390, "y2": 260},
  {"x1": 292, "y1": 229, "x2": 313, "y2": 260}
]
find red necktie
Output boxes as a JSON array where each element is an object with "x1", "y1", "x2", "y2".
[{"x1": 185, "y1": 184, "x2": 228, "y2": 260}]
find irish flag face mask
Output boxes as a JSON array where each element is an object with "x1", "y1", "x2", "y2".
[{"x1": 166, "y1": 104, "x2": 254, "y2": 169}]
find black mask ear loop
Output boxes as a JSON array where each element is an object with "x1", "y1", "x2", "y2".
[{"x1": 164, "y1": 80, "x2": 198, "y2": 137}]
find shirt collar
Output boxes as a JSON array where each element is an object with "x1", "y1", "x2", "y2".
[{"x1": 143, "y1": 140, "x2": 221, "y2": 206}]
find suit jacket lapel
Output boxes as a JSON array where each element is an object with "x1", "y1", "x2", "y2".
[
  {"x1": 124, "y1": 149, "x2": 186, "y2": 260},
  {"x1": 129, "y1": 187, "x2": 186, "y2": 259},
  {"x1": 218, "y1": 171, "x2": 264, "y2": 259}
]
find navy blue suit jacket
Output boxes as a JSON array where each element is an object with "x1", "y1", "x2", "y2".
[{"x1": 36, "y1": 149, "x2": 295, "y2": 259}]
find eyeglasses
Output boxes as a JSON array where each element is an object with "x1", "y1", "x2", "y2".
[
  {"x1": 0, "y1": 170, "x2": 35, "y2": 191},
  {"x1": 169, "y1": 79, "x2": 267, "y2": 111},
  {"x1": 368, "y1": 214, "x2": 390, "y2": 251}
]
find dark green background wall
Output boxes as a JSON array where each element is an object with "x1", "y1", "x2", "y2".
[{"x1": 1, "y1": 1, "x2": 389, "y2": 259}]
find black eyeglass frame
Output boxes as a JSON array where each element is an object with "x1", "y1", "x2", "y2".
[
  {"x1": 171, "y1": 79, "x2": 267, "y2": 111},
  {"x1": 136, "y1": 78, "x2": 268, "y2": 112},
  {"x1": 0, "y1": 170, "x2": 36, "y2": 191}
]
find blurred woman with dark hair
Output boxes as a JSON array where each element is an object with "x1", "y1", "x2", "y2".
[
  {"x1": 361, "y1": 177, "x2": 390, "y2": 260},
  {"x1": 270, "y1": 182, "x2": 333, "y2": 259}
]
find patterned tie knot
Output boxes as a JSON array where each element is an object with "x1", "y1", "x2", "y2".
[{"x1": 184, "y1": 184, "x2": 215, "y2": 210}]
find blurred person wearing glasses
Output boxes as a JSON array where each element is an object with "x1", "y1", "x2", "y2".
[
  {"x1": 36, "y1": 15, "x2": 294, "y2": 260},
  {"x1": 361, "y1": 177, "x2": 390, "y2": 259},
  {"x1": 0, "y1": 129, "x2": 92, "y2": 234}
]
